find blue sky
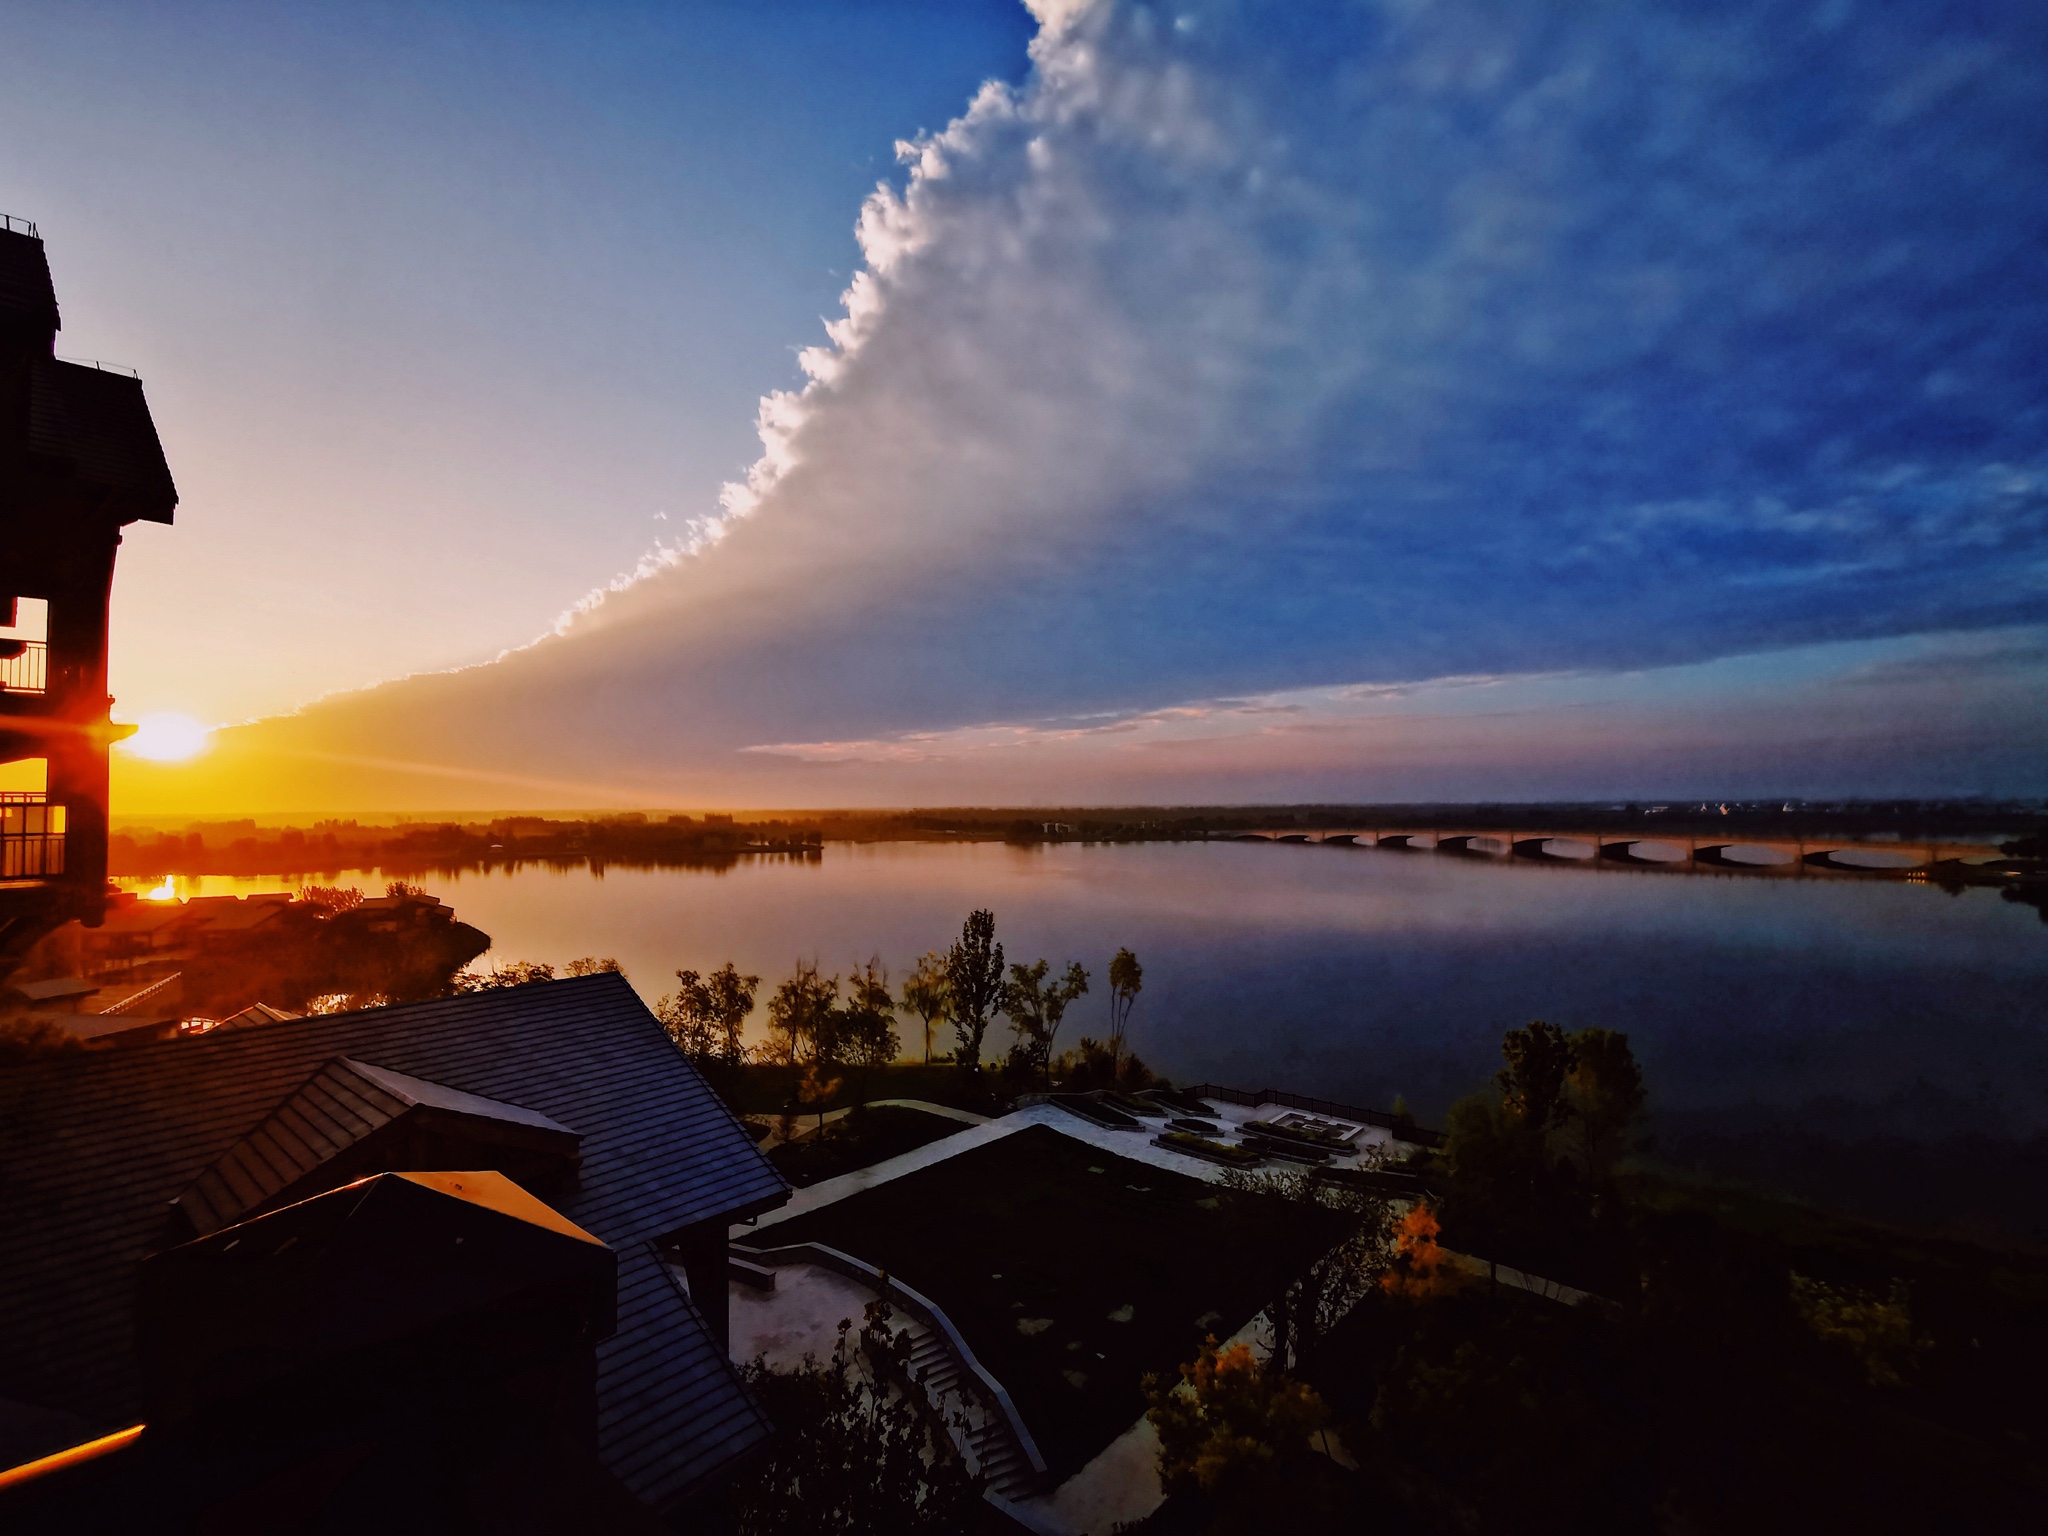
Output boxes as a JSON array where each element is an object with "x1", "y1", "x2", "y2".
[
  {"x1": 3, "y1": 0, "x2": 1032, "y2": 718},
  {"x1": 11, "y1": 0, "x2": 2042, "y2": 810}
]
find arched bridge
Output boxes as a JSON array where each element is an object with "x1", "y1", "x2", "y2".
[{"x1": 1226, "y1": 828, "x2": 1998, "y2": 877}]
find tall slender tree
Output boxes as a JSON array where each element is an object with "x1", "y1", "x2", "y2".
[
  {"x1": 765, "y1": 960, "x2": 842, "y2": 1067},
  {"x1": 1107, "y1": 947, "x2": 1143, "y2": 1080},
  {"x1": 842, "y1": 957, "x2": 902, "y2": 1096},
  {"x1": 1565, "y1": 1027, "x2": 1646, "y2": 1183},
  {"x1": 1003, "y1": 958, "x2": 1090, "y2": 1086},
  {"x1": 943, "y1": 910, "x2": 1005, "y2": 1072},
  {"x1": 900, "y1": 951, "x2": 952, "y2": 1064}
]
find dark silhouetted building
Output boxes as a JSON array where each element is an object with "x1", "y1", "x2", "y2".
[{"x1": 0, "y1": 215, "x2": 175, "y2": 971}]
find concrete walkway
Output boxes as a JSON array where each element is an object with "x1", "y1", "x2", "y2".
[
  {"x1": 730, "y1": 1261, "x2": 882, "y2": 1370},
  {"x1": 751, "y1": 1097, "x2": 992, "y2": 1151},
  {"x1": 742, "y1": 1112, "x2": 1039, "y2": 1234},
  {"x1": 867, "y1": 1098, "x2": 992, "y2": 1125}
]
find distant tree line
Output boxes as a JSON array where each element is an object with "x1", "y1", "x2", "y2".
[
  {"x1": 651, "y1": 908, "x2": 1154, "y2": 1093},
  {"x1": 108, "y1": 812, "x2": 824, "y2": 879}
]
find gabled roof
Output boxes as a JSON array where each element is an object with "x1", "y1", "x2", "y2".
[
  {"x1": 0, "y1": 973, "x2": 786, "y2": 1509},
  {"x1": 93, "y1": 903, "x2": 186, "y2": 937},
  {"x1": 172, "y1": 1055, "x2": 582, "y2": 1236},
  {"x1": 142, "y1": 1170, "x2": 620, "y2": 1425},
  {"x1": 25, "y1": 358, "x2": 176, "y2": 524},
  {"x1": 184, "y1": 901, "x2": 285, "y2": 935},
  {"x1": 6, "y1": 977, "x2": 98, "y2": 1003},
  {"x1": 214, "y1": 1002, "x2": 301, "y2": 1031},
  {"x1": 393, "y1": 1168, "x2": 606, "y2": 1247}
]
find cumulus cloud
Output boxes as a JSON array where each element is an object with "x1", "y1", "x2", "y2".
[{"x1": 205, "y1": 0, "x2": 2048, "y2": 804}]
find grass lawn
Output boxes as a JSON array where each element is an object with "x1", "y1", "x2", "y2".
[
  {"x1": 743, "y1": 1123, "x2": 1333, "y2": 1479},
  {"x1": 768, "y1": 1105, "x2": 969, "y2": 1187}
]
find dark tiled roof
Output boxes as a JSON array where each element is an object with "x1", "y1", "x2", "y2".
[
  {"x1": 172, "y1": 1056, "x2": 581, "y2": 1236},
  {"x1": 25, "y1": 358, "x2": 177, "y2": 523},
  {"x1": 0, "y1": 973, "x2": 787, "y2": 1506},
  {"x1": 602, "y1": 1244, "x2": 774, "y2": 1508},
  {"x1": 0, "y1": 229, "x2": 58, "y2": 334}
]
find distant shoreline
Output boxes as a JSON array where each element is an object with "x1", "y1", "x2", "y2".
[{"x1": 103, "y1": 807, "x2": 2048, "y2": 922}]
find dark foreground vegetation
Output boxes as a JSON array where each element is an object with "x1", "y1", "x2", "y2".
[
  {"x1": 749, "y1": 1126, "x2": 1349, "y2": 1480},
  {"x1": 9, "y1": 889, "x2": 2037, "y2": 1530},
  {"x1": 715, "y1": 992, "x2": 2048, "y2": 1534},
  {"x1": 1135, "y1": 1024, "x2": 2048, "y2": 1535}
]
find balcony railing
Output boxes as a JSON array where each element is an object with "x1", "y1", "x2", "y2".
[
  {"x1": 1, "y1": 795, "x2": 66, "y2": 879},
  {"x1": 0, "y1": 641, "x2": 48, "y2": 694}
]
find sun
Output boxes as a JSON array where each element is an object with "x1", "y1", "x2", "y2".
[{"x1": 121, "y1": 712, "x2": 213, "y2": 762}]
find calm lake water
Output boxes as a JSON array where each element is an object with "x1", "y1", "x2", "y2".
[{"x1": 127, "y1": 840, "x2": 2048, "y2": 1138}]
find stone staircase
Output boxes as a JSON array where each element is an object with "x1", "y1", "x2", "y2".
[
  {"x1": 734, "y1": 1240, "x2": 1049, "y2": 1506},
  {"x1": 898, "y1": 1316, "x2": 1036, "y2": 1499}
]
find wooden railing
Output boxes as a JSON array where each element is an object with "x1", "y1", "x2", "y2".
[{"x1": 100, "y1": 971, "x2": 181, "y2": 1018}]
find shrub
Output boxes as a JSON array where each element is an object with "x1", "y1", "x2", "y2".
[
  {"x1": 730, "y1": 1296, "x2": 982, "y2": 1534},
  {"x1": 1145, "y1": 1340, "x2": 1330, "y2": 1501}
]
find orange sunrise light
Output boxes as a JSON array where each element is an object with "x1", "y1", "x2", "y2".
[{"x1": 119, "y1": 712, "x2": 212, "y2": 762}]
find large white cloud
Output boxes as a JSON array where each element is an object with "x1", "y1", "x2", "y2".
[{"x1": 200, "y1": 0, "x2": 2048, "y2": 803}]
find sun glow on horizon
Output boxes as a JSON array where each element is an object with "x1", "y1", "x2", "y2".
[{"x1": 120, "y1": 713, "x2": 213, "y2": 763}]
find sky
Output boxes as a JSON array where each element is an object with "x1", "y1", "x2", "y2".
[{"x1": 7, "y1": 0, "x2": 2045, "y2": 813}]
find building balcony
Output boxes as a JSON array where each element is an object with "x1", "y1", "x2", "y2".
[
  {"x1": 1, "y1": 794, "x2": 66, "y2": 880},
  {"x1": 0, "y1": 640, "x2": 48, "y2": 696}
]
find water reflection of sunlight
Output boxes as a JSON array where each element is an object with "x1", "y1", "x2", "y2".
[{"x1": 143, "y1": 874, "x2": 177, "y2": 902}]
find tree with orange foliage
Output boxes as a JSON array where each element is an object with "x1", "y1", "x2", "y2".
[
  {"x1": 1381, "y1": 1201, "x2": 1466, "y2": 1300},
  {"x1": 1144, "y1": 1339, "x2": 1331, "y2": 1503}
]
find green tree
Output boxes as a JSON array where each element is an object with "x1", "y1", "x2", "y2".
[
  {"x1": 841, "y1": 957, "x2": 902, "y2": 1076},
  {"x1": 1497, "y1": 1019, "x2": 1577, "y2": 1142},
  {"x1": 1145, "y1": 1340, "x2": 1330, "y2": 1507},
  {"x1": 1368, "y1": 1296, "x2": 1652, "y2": 1535},
  {"x1": 1217, "y1": 1165, "x2": 1391, "y2": 1373},
  {"x1": 943, "y1": 910, "x2": 1004, "y2": 1072},
  {"x1": 731, "y1": 1296, "x2": 982, "y2": 1534},
  {"x1": 1564, "y1": 1028, "x2": 1646, "y2": 1187},
  {"x1": 563, "y1": 955, "x2": 623, "y2": 977},
  {"x1": 1790, "y1": 1274, "x2": 1929, "y2": 1388},
  {"x1": 765, "y1": 960, "x2": 842, "y2": 1067},
  {"x1": 1107, "y1": 946, "x2": 1143, "y2": 1079},
  {"x1": 1565, "y1": 1026, "x2": 1646, "y2": 1182},
  {"x1": 898, "y1": 951, "x2": 951, "y2": 1065},
  {"x1": 1001, "y1": 957, "x2": 1090, "y2": 1086},
  {"x1": 658, "y1": 962, "x2": 760, "y2": 1068},
  {"x1": 1439, "y1": 1021, "x2": 1646, "y2": 1290},
  {"x1": 455, "y1": 959, "x2": 556, "y2": 990}
]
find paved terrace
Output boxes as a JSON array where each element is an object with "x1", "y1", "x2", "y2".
[
  {"x1": 729, "y1": 1090, "x2": 1429, "y2": 1535},
  {"x1": 738, "y1": 1092, "x2": 1420, "y2": 1238}
]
